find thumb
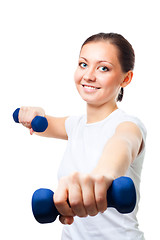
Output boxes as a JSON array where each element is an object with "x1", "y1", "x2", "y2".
[
  {"x1": 30, "y1": 128, "x2": 34, "y2": 135},
  {"x1": 59, "y1": 216, "x2": 74, "y2": 225}
]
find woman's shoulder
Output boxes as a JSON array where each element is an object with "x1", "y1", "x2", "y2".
[
  {"x1": 117, "y1": 109, "x2": 147, "y2": 139},
  {"x1": 65, "y1": 115, "x2": 85, "y2": 125},
  {"x1": 65, "y1": 115, "x2": 86, "y2": 136}
]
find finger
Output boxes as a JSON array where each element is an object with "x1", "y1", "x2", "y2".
[
  {"x1": 19, "y1": 107, "x2": 35, "y2": 126},
  {"x1": 30, "y1": 128, "x2": 34, "y2": 135},
  {"x1": 69, "y1": 183, "x2": 87, "y2": 217},
  {"x1": 19, "y1": 107, "x2": 29, "y2": 123},
  {"x1": 53, "y1": 179, "x2": 74, "y2": 217},
  {"x1": 81, "y1": 175, "x2": 98, "y2": 216},
  {"x1": 94, "y1": 175, "x2": 108, "y2": 213},
  {"x1": 22, "y1": 122, "x2": 32, "y2": 129},
  {"x1": 59, "y1": 216, "x2": 74, "y2": 225},
  {"x1": 18, "y1": 107, "x2": 23, "y2": 123}
]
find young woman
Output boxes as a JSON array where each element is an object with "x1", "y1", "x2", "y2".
[{"x1": 19, "y1": 33, "x2": 146, "y2": 239}]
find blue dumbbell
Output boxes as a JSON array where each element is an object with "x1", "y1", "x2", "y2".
[
  {"x1": 13, "y1": 108, "x2": 48, "y2": 132},
  {"x1": 32, "y1": 176, "x2": 136, "y2": 224}
]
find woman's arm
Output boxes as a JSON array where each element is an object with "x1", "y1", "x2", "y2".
[
  {"x1": 92, "y1": 121, "x2": 143, "y2": 178},
  {"x1": 54, "y1": 121, "x2": 143, "y2": 225},
  {"x1": 18, "y1": 106, "x2": 68, "y2": 140},
  {"x1": 37, "y1": 115, "x2": 68, "y2": 140}
]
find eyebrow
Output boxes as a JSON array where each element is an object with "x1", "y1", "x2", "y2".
[{"x1": 79, "y1": 57, "x2": 114, "y2": 67}]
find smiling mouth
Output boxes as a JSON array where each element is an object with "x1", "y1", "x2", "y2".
[{"x1": 82, "y1": 84, "x2": 100, "y2": 90}]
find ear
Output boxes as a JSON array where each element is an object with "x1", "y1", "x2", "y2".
[{"x1": 120, "y1": 71, "x2": 133, "y2": 88}]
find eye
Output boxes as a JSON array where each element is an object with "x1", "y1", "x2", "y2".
[
  {"x1": 99, "y1": 66, "x2": 109, "y2": 72},
  {"x1": 79, "y1": 62, "x2": 88, "y2": 68}
]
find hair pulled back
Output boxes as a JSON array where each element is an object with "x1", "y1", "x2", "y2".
[{"x1": 81, "y1": 33, "x2": 135, "y2": 102}]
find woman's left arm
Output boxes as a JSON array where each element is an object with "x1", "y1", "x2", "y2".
[
  {"x1": 92, "y1": 121, "x2": 143, "y2": 179},
  {"x1": 54, "y1": 121, "x2": 143, "y2": 225}
]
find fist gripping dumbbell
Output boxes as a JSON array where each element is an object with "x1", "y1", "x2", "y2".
[
  {"x1": 13, "y1": 108, "x2": 48, "y2": 132},
  {"x1": 32, "y1": 176, "x2": 136, "y2": 224}
]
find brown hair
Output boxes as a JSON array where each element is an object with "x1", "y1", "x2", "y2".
[{"x1": 81, "y1": 32, "x2": 135, "y2": 101}]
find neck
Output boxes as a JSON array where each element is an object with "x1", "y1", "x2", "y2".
[{"x1": 86, "y1": 101, "x2": 118, "y2": 124}]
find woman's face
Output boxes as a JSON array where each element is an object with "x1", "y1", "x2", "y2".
[{"x1": 74, "y1": 41, "x2": 129, "y2": 106}]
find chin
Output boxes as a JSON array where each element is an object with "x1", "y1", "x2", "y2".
[{"x1": 81, "y1": 97, "x2": 102, "y2": 106}]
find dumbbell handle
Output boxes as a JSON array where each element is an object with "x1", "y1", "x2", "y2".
[
  {"x1": 13, "y1": 108, "x2": 48, "y2": 132},
  {"x1": 32, "y1": 176, "x2": 136, "y2": 224}
]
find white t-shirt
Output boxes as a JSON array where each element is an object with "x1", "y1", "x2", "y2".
[{"x1": 58, "y1": 109, "x2": 147, "y2": 240}]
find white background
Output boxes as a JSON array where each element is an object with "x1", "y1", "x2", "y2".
[{"x1": 0, "y1": 0, "x2": 159, "y2": 239}]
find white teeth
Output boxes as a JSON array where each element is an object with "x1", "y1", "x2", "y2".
[{"x1": 83, "y1": 85, "x2": 98, "y2": 89}]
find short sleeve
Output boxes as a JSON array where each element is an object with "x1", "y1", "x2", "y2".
[{"x1": 65, "y1": 115, "x2": 83, "y2": 137}]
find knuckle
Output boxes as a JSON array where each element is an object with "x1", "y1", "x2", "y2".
[
  {"x1": 69, "y1": 172, "x2": 79, "y2": 183},
  {"x1": 59, "y1": 176, "x2": 67, "y2": 185},
  {"x1": 54, "y1": 195, "x2": 64, "y2": 207},
  {"x1": 31, "y1": 108, "x2": 38, "y2": 116},
  {"x1": 20, "y1": 106, "x2": 25, "y2": 111},
  {"x1": 21, "y1": 106, "x2": 29, "y2": 112},
  {"x1": 54, "y1": 198, "x2": 63, "y2": 207},
  {"x1": 95, "y1": 175, "x2": 105, "y2": 184},
  {"x1": 81, "y1": 174, "x2": 92, "y2": 185},
  {"x1": 96, "y1": 195, "x2": 105, "y2": 205}
]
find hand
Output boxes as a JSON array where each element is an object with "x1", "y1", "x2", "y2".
[
  {"x1": 53, "y1": 172, "x2": 114, "y2": 225},
  {"x1": 18, "y1": 106, "x2": 45, "y2": 134}
]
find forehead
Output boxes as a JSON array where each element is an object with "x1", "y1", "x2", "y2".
[{"x1": 80, "y1": 41, "x2": 119, "y2": 65}]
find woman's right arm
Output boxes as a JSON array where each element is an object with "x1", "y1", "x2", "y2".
[
  {"x1": 38, "y1": 115, "x2": 68, "y2": 139},
  {"x1": 18, "y1": 107, "x2": 68, "y2": 140}
]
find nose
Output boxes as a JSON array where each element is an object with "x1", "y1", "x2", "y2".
[{"x1": 83, "y1": 68, "x2": 96, "y2": 82}]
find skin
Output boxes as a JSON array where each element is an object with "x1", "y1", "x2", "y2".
[
  {"x1": 74, "y1": 41, "x2": 133, "y2": 123},
  {"x1": 18, "y1": 41, "x2": 142, "y2": 225}
]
